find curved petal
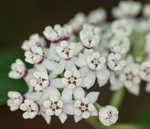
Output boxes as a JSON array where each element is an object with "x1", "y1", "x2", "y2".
[
  {"x1": 73, "y1": 87, "x2": 85, "y2": 100},
  {"x1": 40, "y1": 87, "x2": 60, "y2": 101},
  {"x1": 41, "y1": 113, "x2": 51, "y2": 124},
  {"x1": 59, "y1": 113, "x2": 68, "y2": 124},
  {"x1": 63, "y1": 103, "x2": 74, "y2": 115},
  {"x1": 74, "y1": 115, "x2": 82, "y2": 123},
  {"x1": 110, "y1": 73, "x2": 123, "y2": 91},
  {"x1": 86, "y1": 92, "x2": 99, "y2": 104},
  {"x1": 91, "y1": 107, "x2": 98, "y2": 116},
  {"x1": 126, "y1": 85, "x2": 140, "y2": 96},
  {"x1": 25, "y1": 92, "x2": 42, "y2": 101},
  {"x1": 51, "y1": 78, "x2": 64, "y2": 88},
  {"x1": 65, "y1": 60, "x2": 77, "y2": 71},
  {"x1": 96, "y1": 68, "x2": 110, "y2": 87},
  {"x1": 62, "y1": 88, "x2": 73, "y2": 103},
  {"x1": 146, "y1": 82, "x2": 150, "y2": 92},
  {"x1": 74, "y1": 54, "x2": 86, "y2": 67},
  {"x1": 81, "y1": 71, "x2": 96, "y2": 89},
  {"x1": 52, "y1": 60, "x2": 65, "y2": 75}
]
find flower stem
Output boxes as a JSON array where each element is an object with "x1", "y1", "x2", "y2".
[{"x1": 110, "y1": 88, "x2": 125, "y2": 108}]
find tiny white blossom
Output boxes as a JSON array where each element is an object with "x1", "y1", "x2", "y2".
[
  {"x1": 72, "y1": 88, "x2": 99, "y2": 122},
  {"x1": 139, "y1": 61, "x2": 150, "y2": 81},
  {"x1": 40, "y1": 87, "x2": 70, "y2": 124},
  {"x1": 88, "y1": 8, "x2": 107, "y2": 26},
  {"x1": 112, "y1": 19, "x2": 132, "y2": 37},
  {"x1": 69, "y1": 13, "x2": 87, "y2": 33},
  {"x1": 20, "y1": 99, "x2": 40, "y2": 119},
  {"x1": 56, "y1": 41, "x2": 76, "y2": 60},
  {"x1": 25, "y1": 45, "x2": 44, "y2": 64},
  {"x1": 7, "y1": 91, "x2": 24, "y2": 111},
  {"x1": 74, "y1": 50, "x2": 109, "y2": 88},
  {"x1": 43, "y1": 24, "x2": 72, "y2": 43},
  {"x1": 120, "y1": 63, "x2": 141, "y2": 95},
  {"x1": 62, "y1": 70, "x2": 82, "y2": 89},
  {"x1": 109, "y1": 36, "x2": 130, "y2": 55},
  {"x1": 99, "y1": 105, "x2": 119, "y2": 126},
  {"x1": 22, "y1": 34, "x2": 46, "y2": 51},
  {"x1": 9, "y1": 59, "x2": 27, "y2": 79},
  {"x1": 30, "y1": 70, "x2": 50, "y2": 92},
  {"x1": 80, "y1": 24, "x2": 100, "y2": 49},
  {"x1": 107, "y1": 53, "x2": 125, "y2": 71},
  {"x1": 112, "y1": 1, "x2": 141, "y2": 19}
]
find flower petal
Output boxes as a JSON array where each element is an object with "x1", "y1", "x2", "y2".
[
  {"x1": 62, "y1": 88, "x2": 73, "y2": 103},
  {"x1": 41, "y1": 113, "x2": 51, "y2": 124},
  {"x1": 59, "y1": 113, "x2": 68, "y2": 124},
  {"x1": 74, "y1": 54, "x2": 86, "y2": 67},
  {"x1": 86, "y1": 92, "x2": 99, "y2": 103},
  {"x1": 51, "y1": 78, "x2": 64, "y2": 88},
  {"x1": 25, "y1": 92, "x2": 42, "y2": 101},
  {"x1": 146, "y1": 82, "x2": 150, "y2": 92},
  {"x1": 63, "y1": 103, "x2": 74, "y2": 115},
  {"x1": 74, "y1": 115, "x2": 82, "y2": 123},
  {"x1": 91, "y1": 107, "x2": 98, "y2": 116},
  {"x1": 96, "y1": 68, "x2": 110, "y2": 87},
  {"x1": 73, "y1": 87, "x2": 85, "y2": 100},
  {"x1": 126, "y1": 85, "x2": 140, "y2": 96}
]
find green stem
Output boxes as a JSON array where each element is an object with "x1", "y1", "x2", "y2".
[
  {"x1": 110, "y1": 88, "x2": 125, "y2": 108},
  {"x1": 94, "y1": 102, "x2": 103, "y2": 109}
]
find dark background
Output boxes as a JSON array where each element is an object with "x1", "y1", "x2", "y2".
[{"x1": 0, "y1": 0, "x2": 150, "y2": 129}]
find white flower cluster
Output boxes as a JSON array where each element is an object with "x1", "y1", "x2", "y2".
[{"x1": 7, "y1": 0, "x2": 150, "y2": 127}]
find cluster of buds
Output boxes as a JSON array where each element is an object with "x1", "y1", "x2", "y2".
[{"x1": 7, "y1": 0, "x2": 150, "y2": 127}]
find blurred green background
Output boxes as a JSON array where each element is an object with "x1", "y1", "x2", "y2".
[{"x1": 0, "y1": 0, "x2": 150, "y2": 129}]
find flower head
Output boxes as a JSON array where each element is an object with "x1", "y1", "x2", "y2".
[
  {"x1": 99, "y1": 106, "x2": 119, "y2": 126},
  {"x1": 25, "y1": 45, "x2": 43, "y2": 64},
  {"x1": 20, "y1": 99, "x2": 40, "y2": 119},
  {"x1": 80, "y1": 24, "x2": 100, "y2": 49},
  {"x1": 9, "y1": 59, "x2": 27, "y2": 79},
  {"x1": 7, "y1": 91, "x2": 24, "y2": 111},
  {"x1": 43, "y1": 24, "x2": 72, "y2": 43}
]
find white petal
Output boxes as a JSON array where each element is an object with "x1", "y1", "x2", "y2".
[
  {"x1": 86, "y1": 92, "x2": 99, "y2": 104},
  {"x1": 74, "y1": 54, "x2": 86, "y2": 67},
  {"x1": 44, "y1": 60, "x2": 57, "y2": 71},
  {"x1": 40, "y1": 87, "x2": 60, "y2": 102},
  {"x1": 96, "y1": 68, "x2": 110, "y2": 87},
  {"x1": 41, "y1": 113, "x2": 51, "y2": 124},
  {"x1": 62, "y1": 88, "x2": 73, "y2": 103},
  {"x1": 52, "y1": 60, "x2": 65, "y2": 75},
  {"x1": 126, "y1": 85, "x2": 140, "y2": 96},
  {"x1": 110, "y1": 73, "x2": 123, "y2": 91},
  {"x1": 25, "y1": 92, "x2": 42, "y2": 101},
  {"x1": 73, "y1": 87, "x2": 85, "y2": 100},
  {"x1": 82, "y1": 71, "x2": 96, "y2": 89},
  {"x1": 51, "y1": 78, "x2": 64, "y2": 88},
  {"x1": 59, "y1": 113, "x2": 68, "y2": 124},
  {"x1": 63, "y1": 103, "x2": 74, "y2": 115},
  {"x1": 91, "y1": 107, "x2": 98, "y2": 116},
  {"x1": 74, "y1": 115, "x2": 82, "y2": 123},
  {"x1": 65, "y1": 60, "x2": 77, "y2": 71}
]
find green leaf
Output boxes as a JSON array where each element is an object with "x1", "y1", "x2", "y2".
[{"x1": 0, "y1": 50, "x2": 28, "y2": 104}]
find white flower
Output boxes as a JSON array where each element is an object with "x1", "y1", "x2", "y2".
[
  {"x1": 80, "y1": 24, "x2": 100, "y2": 49},
  {"x1": 43, "y1": 24, "x2": 72, "y2": 43},
  {"x1": 145, "y1": 33, "x2": 150, "y2": 55},
  {"x1": 145, "y1": 82, "x2": 150, "y2": 92},
  {"x1": 56, "y1": 41, "x2": 76, "y2": 60},
  {"x1": 22, "y1": 34, "x2": 46, "y2": 51},
  {"x1": 107, "y1": 53, "x2": 125, "y2": 71},
  {"x1": 44, "y1": 41, "x2": 82, "y2": 77},
  {"x1": 20, "y1": 99, "x2": 40, "y2": 119},
  {"x1": 69, "y1": 13, "x2": 87, "y2": 33},
  {"x1": 7, "y1": 91, "x2": 24, "y2": 111},
  {"x1": 75, "y1": 50, "x2": 109, "y2": 88},
  {"x1": 64, "y1": 87, "x2": 99, "y2": 122},
  {"x1": 139, "y1": 61, "x2": 150, "y2": 81},
  {"x1": 119, "y1": 63, "x2": 141, "y2": 95},
  {"x1": 112, "y1": 1, "x2": 141, "y2": 19},
  {"x1": 88, "y1": 8, "x2": 107, "y2": 26},
  {"x1": 40, "y1": 87, "x2": 71, "y2": 124},
  {"x1": 30, "y1": 70, "x2": 50, "y2": 92},
  {"x1": 62, "y1": 70, "x2": 82, "y2": 89},
  {"x1": 109, "y1": 36, "x2": 130, "y2": 55},
  {"x1": 25, "y1": 45, "x2": 44, "y2": 64},
  {"x1": 112, "y1": 19, "x2": 132, "y2": 37},
  {"x1": 99, "y1": 105, "x2": 119, "y2": 126},
  {"x1": 143, "y1": 4, "x2": 150, "y2": 19},
  {"x1": 9, "y1": 59, "x2": 27, "y2": 79}
]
